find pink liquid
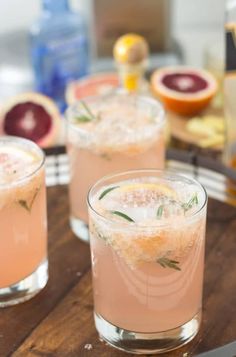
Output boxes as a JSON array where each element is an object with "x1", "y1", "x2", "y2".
[
  {"x1": 91, "y1": 227, "x2": 205, "y2": 332},
  {"x1": 0, "y1": 147, "x2": 47, "y2": 288},
  {"x1": 67, "y1": 94, "x2": 165, "y2": 224},
  {"x1": 67, "y1": 136, "x2": 165, "y2": 223},
  {"x1": 89, "y1": 176, "x2": 207, "y2": 333}
]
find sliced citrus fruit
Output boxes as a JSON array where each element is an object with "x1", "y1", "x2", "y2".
[
  {"x1": 93, "y1": 180, "x2": 203, "y2": 267},
  {"x1": 151, "y1": 66, "x2": 218, "y2": 116},
  {"x1": 66, "y1": 73, "x2": 119, "y2": 105},
  {"x1": 118, "y1": 182, "x2": 177, "y2": 199},
  {"x1": 0, "y1": 92, "x2": 61, "y2": 147},
  {"x1": 0, "y1": 145, "x2": 36, "y2": 164}
]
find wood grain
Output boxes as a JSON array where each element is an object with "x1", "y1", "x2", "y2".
[
  {"x1": 168, "y1": 106, "x2": 224, "y2": 152},
  {"x1": 1, "y1": 185, "x2": 236, "y2": 357}
]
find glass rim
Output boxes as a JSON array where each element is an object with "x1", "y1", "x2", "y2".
[
  {"x1": 65, "y1": 90, "x2": 165, "y2": 134},
  {"x1": 87, "y1": 169, "x2": 208, "y2": 230},
  {"x1": 0, "y1": 136, "x2": 45, "y2": 189}
]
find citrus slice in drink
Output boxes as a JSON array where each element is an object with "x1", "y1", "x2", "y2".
[
  {"x1": 151, "y1": 66, "x2": 218, "y2": 116},
  {"x1": 93, "y1": 180, "x2": 203, "y2": 268},
  {"x1": 0, "y1": 140, "x2": 43, "y2": 210},
  {"x1": 0, "y1": 143, "x2": 38, "y2": 183},
  {"x1": 118, "y1": 182, "x2": 176, "y2": 198}
]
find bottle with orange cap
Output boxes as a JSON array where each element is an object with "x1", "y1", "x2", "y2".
[{"x1": 113, "y1": 33, "x2": 149, "y2": 93}]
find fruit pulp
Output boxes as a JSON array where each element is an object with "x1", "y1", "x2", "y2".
[
  {"x1": 151, "y1": 67, "x2": 218, "y2": 116},
  {"x1": 162, "y1": 72, "x2": 208, "y2": 93},
  {"x1": 0, "y1": 141, "x2": 47, "y2": 288},
  {"x1": 89, "y1": 176, "x2": 207, "y2": 333},
  {"x1": 67, "y1": 94, "x2": 165, "y2": 225}
]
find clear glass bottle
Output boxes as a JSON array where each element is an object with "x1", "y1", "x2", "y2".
[
  {"x1": 30, "y1": 0, "x2": 89, "y2": 112},
  {"x1": 224, "y1": 0, "x2": 236, "y2": 168}
]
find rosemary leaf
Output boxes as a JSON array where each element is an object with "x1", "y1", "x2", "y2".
[
  {"x1": 80, "y1": 101, "x2": 96, "y2": 120},
  {"x1": 74, "y1": 101, "x2": 97, "y2": 123},
  {"x1": 18, "y1": 187, "x2": 40, "y2": 213},
  {"x1": 182, "y1": 193, "x2": 198, "y2": 213},
  {"x1": 18, "y1": 200, "x2": 30, "y2": 212},
  {"x1": 100, "y1": 153, "x2": 112, "y2": 161},
  {"x1": 75, "y1": 115, "x2": 93, "y2": 123},
  {"x1": 99, "y1": 186, "x2": 119, "y2": 200},
  {"x1": 110, "y1": 210, "x2": 135, "y2": 222},
  {"x1": 157, "y1": 257, "x2": 181, "y2": 271},
  {"x1": 29, "y1": 187, "x2": 40, "y2": 211},
  {"x1": 156, "y1": 205, "x2": 164, "y2": 219}
]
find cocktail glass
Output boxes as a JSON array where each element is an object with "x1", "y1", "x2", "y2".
[
  {"x1": 87, "y1": 169, "x2": 207, "y2": 354},
  {"x1": 0, "y1": 136, "x2": 48, "y2": 307},
  {"x1": 66, "y1": 92, "x2": 165, "y2": 242}
]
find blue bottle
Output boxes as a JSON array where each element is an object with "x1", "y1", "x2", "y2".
[{"x1": 30, "y1": 0, "x2": 89, "y2": 111}]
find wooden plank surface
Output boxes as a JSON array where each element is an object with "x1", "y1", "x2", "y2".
[{"x1": 1, "y1": 185, "x2": 236, "y2": 357}]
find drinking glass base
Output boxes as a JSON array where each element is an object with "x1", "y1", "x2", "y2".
[
  {"x1": 70, "y1": 216, "x2": 89, "y2": 243},
  {"x1": 95, "y1": 311, "x2": 201, "y2": 354},
  {"x1": 0, "y1": 259, "x2": 48, "y2": 307}
]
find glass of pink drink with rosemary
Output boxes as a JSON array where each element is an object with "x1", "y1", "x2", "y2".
[
  {"x1": 0, "y1": 137, "x2": 48, "y2": 307},
  {"x1": 66, "y1": 92, "x2": 165, "y2": 242},
  {"x1": 87, "y1": 169, "x2": 207, "y2": 354}
]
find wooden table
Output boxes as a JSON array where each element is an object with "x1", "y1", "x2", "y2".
[{"x1": 1, "y1": 185, "x2": 236, "y2": 357}]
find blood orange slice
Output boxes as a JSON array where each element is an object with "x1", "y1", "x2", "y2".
[
  {"x1": 151, "y1": 67, "x2": 218, "y2": 116},
  {"x1": 0, "y1": 93, "x2": 61, "y2": 147},
  {"x1": 66, "y1": 72, "x2": 119, "y2": 105}
]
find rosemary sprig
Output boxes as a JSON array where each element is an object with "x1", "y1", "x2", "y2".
[
  {"x1": 182, "y1": 193, "x2": 198, "y2": 213},
  {"x1": 100, "y1": 153, "x2": 112, "y2": 161},
  {"x1": 156, "y1": 205, "x2": 164, "y2": 219},
  {"x1": 75, "y1": 101, "x2": 96, "y2": 123},
  {"x1": 81, "y1": 101, "x2": 96, "y2": 119},
  {"x1": 18, "y1": 200, "x2": 30, "y2": 212},
  {"x1": 99, "y1": 186, "x2": 119, "y2": 200},
  {"x1": 110, "y1": 210, "x2": 135, "y2": 222},
  {"x1": 75, "y1": 115, "x2": 92, "y2": 123},
  {"x1": 18, "y1": 187, "x2": 40, "y2": 213},
  {"x1": 157, "y1": 257, "x2": 181, "y2": 271}
]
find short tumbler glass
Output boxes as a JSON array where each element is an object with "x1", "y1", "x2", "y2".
[
  {"x1": 66, "y1": 92, "x2": 165, "y2": 242},
  {"x1": 87, "y1": 169, "x2": 207, "y2": 354},
  {"x1": 0, "y1": 137, "x2": 48, "y2": 307}
]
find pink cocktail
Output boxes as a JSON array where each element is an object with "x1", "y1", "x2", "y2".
[
  {"x1": 0, "y1": 137, "x2": 48, "y2": 307},
  {"x1": 66, "y1": 92, "x2": 165, "y2": 241},
  {"x1": 88, "y1": 169, "x2": 207, "y2": 354}
]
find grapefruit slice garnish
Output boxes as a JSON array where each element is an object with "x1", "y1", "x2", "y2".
[
  {"x1": 0, "y1": 144, "x2": 40, "y2": 187},
  {"x1": 118, "y1": 182, "x2": 176, "y2": 198},
  {"x1": 0, "y1": 92, "x2": 61, "y2": 147},
  {"x1": 94, "y1": 181, "x2": 202, "y2": 267},
  {"x1": 98, "y1": 182, "x2": 177, "y2": 213},
  {"x1": 66, "y1": 73, "x2": 119, "y2": 105},
  {"x1": 0, "y1": 145, "x2": 36, "y2": 163},
  {"x1": 97, "y1": 182, "x2": 177, "y2": 212},
  {"x1": 151, "y1": 66, "x2": 218, "y2": 116}
]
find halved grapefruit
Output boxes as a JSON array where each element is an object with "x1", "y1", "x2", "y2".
[
  {"x1": 151, "y1": 66, "x2": 218, "y2": 116},
  {"x1": 66, "y1": 72, "x2": 119, "y2": 105},
  {"x1": 0, "y1": 92, "x2": 61, "y2": 147}
]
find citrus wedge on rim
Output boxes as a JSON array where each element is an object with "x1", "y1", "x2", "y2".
[{"x1": 151, "y1": 66, "x2": 218, "y2": 116}]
